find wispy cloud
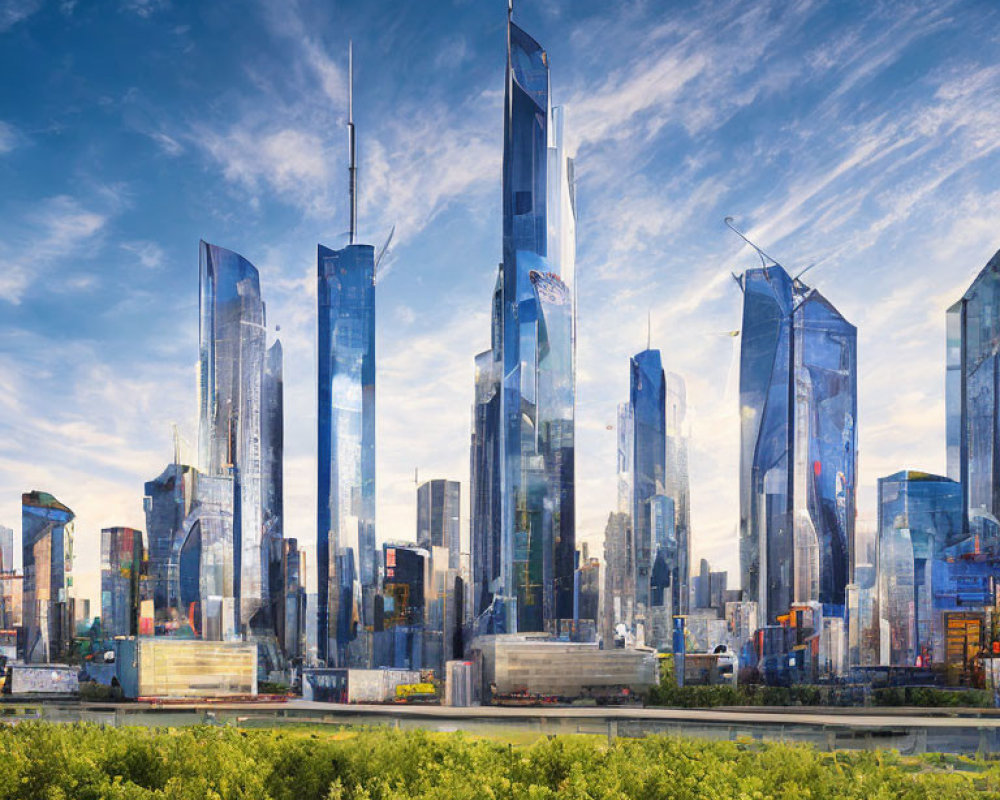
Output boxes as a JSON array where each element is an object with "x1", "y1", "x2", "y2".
[
  {"x1": 0, "y1": 195, "x2": 109, "y2": 304},
  {"x1": 121, "y1": 239, "x2": 165, "y2": 269},
  {"x1": 0, "y1": 0, "x2": 42, "y2": 31},
  {"x1": 0, "y1": 121, "x2": 18, "y2": 153}
]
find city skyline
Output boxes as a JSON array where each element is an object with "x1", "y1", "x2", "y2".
[{"x1": 2, "y1": 0, "x2": 1000, "y2": 609}]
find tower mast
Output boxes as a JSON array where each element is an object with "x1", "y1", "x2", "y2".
[{"x1": 348, "y1": 41, "x2": 357, "y2": 245}]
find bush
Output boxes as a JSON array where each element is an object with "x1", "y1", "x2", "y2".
[{"x1": 0, "y1": 724, "x2": 995, "y2": 799}]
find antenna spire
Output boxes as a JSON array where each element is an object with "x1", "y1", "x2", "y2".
[
  {"x1": 647, "y1": 310, "x2": 651, "y2": 350},
  {"x1": 348, "y1": 41, "x2": 357, "y2": 245},
  {"x1": 724, "y1": 216, "x2": 779, "y2": 269}
]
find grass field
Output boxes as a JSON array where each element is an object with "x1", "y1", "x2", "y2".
[{"x1": 2, "y1": 722, "x2": 1000, "y2": 798}]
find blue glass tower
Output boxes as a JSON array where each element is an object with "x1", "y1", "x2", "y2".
[
  {"x1": 948, "y1": 248, "x2": 1000, "y2": 546},
  {"x1": 738, "y1": 264, "x2": 857, "y2": 626},
  {"x1": 877, "y1": 471, "x2": 963, "y2": 667},
  {"x1": 629, "y1": 349, "x2": 666, "y2": 614},
  {"x1": 198, "y1": 240, "x2": 275, "y2": 645},
  {"x1": 317, "y1": 45, "x2": 376, "y2": 666},
  {"x1": 472, "y1": 12, "x2": 577, "y2": 633}
]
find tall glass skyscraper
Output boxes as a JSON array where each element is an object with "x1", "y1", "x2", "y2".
[
  {"x1": 22, "y1": 491, "x2": 74, "y2": 663},
  {"x1": 198, "y1": 240, "x2": 275, "y2": 644},
  {"x1": 738, "y1": 264, "x2": 857, "y2": 626},
  {"x1": 665, "y1": 372, "x2": 691, "y2": 616},
  {"x1": 877, "y1": 471, "x2": 963, "y2": 667},
  {"x1": 470, "y1": 12, "x2": 577, "y2": 634},
  {"x1": 317, "y1": 46, "x2": 376, "y2": 666},
  {"x1": 947, "y1": 248, "x2": 1000, "y2": 546},
  {"x1": 629, "y1": 349, "x2": 666, "y2": 615},
  {"x1": 471, "y1": 348, "x2": 501, "y2": 625},
  {"x1": 417, "y1": 479, "x2": 460, "y2": 570},
  {"x1": 143, "y1": 462, "x2": 197, "y2": 635}
]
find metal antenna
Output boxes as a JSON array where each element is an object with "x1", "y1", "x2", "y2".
[
  {"x1": 348, "y1": 41, "x2": 357, "y2": 245},
  {"x1": 724, "y1": 216, "x2": 779, "y2": 269},
  {"x1": 374, "y1": 224, "x2": 395, "y2": 280},
  {"x1": 647, "y1": 310, "x2": 651, "y2": 350}
]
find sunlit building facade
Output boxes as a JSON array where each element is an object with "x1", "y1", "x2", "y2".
[
  {"x1": 22, "y1": 491, "x2": 74, "y2": 663},
  {"x1": 738, "y1": 265, "x2": 857, "y2": 628},
  {"x1": 470, "y1": 15, "x2": 577, "y2": 634},
  {"x1": 198, "y1": 241, "x2": 274, "y2": 644},
  {"x1": 317, "y1": 241, "x2": 376, "y2": 666}
]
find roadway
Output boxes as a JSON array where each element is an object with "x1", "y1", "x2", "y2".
[{"x1": 9, "y1": 700, "x2": 1000, "y2": 754}]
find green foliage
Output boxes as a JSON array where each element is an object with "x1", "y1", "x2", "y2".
[
  {"x1": 0, "y1": 723, "x2": 997, "y2": 799},
  {"x1": 649, "y1": 663, "x2": 994, "y2": 708},
  {"x1": 872, "y1": 687, "x2": 992, "y2": 708}
]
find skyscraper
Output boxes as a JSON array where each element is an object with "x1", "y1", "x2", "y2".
[
  {"x1": 22, "y1": 491, "x2": 74, "y2": 663},
  {"x1": 417, "y1": 479, "x2": 460, "y2": 570},
  {"x1": 262, "y1": 339, "x2": 285, "y2": 656},
  {"x1": 629, "y1": 349, "x2": 666, "y2": 617},
  {"x1": 317, "y1": 45, "x2": 377, "y2": 666},
  {"x1": 100, "y1": 526, "x2": 143, "y2": 638},
  {"x1": 664, "y1": 372, "x2": 691, "y2": 616},
  {"x1": 737, "y1": 263, "x2": 857, "y2": 627},
  {"x1": 198, "y1": 240, "x2": 274, "y2": 643},
  {"x1": 470, "y1": 349, "x2": 501, "y2": 624},
  {"x1": 470, "y1": 10, "x2": 577, "y2": 634},
  {"x1": 877, "y1": 471, "x2": 963, "y2": 667},
  {"x1": 947, "y1": 248, "x2": 1000, "y2": 544},
  {"x1": 144, "y1": 462, "x2": 197, "y2": 634}
]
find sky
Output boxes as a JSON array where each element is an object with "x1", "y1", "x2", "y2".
[{"x1": 1, "y1": 0, "x2": 999, "y2": 608}]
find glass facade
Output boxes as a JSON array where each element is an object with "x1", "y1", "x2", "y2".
[
  {"x1": 21, "y1": 491, "x2": 74, "y2": 663},
  {"x1": 198, "y1": 241, "x2": 273, "y2": 642},
  {"x1": 630, "y1": 349, "x2": 666, "y2": 616},
  {"x1": 738, "y1": 265, "x2": 857, "y2": 626},
  {"x1": 471, "y1": 347, "x2": 502, "y2": 625},
  {"x1": 417, "y1": 479, "x2": 461, "y2": 570},
  {"x1": 665, "y1": 372, "x2": 691, "y2": 616},
  {"x1": 100, "y1": 527, "x2": 143, "y2": 638},
  {"x1": 877, "y1": 471, "x2": 963, "y2": 667},
  {"x1": 472, "y1": 17, "x2": 576, "y2": 634},
  {"x1": 947, "y1": 248, "x2": 1000, "y2": 545},
  {"x1": 180, "y1": 472, "x2": 237, "y2": 641},
  {"x1": 144, "y1": 462, "x2": 197, "y2": 635},
  {"x1": 317, "y1": 242, "x2": 376, "y2": 666}
]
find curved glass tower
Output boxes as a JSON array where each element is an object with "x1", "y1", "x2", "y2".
[
  {"x1": 198, "y1": 241, "x2": 271, "y2": 640},
  {"x1": 738, "y1": 265, "x2": 857, "y2": 626},
  {"x1": 22, "y1": 491, "x2": 74, "y2": 663},
  {"x1": 473, "y1": 15, "x2": 577, "y2": 633}
]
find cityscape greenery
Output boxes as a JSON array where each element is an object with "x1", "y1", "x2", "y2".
[{"x1": 0, "y1": 723, "x2": 999, "y2": 799}]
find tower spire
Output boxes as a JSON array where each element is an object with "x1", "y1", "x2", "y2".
[
  {"x1": 348, "y1": 41, "x2": 357, "y2": 245},
  {"x1": 647, "y1": 310, "x2": 651, "y2": 350}
]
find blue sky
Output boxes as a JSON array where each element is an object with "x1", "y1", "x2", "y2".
[{"x1": 2, "y1": 0, "x2": 999, "y2": 605}]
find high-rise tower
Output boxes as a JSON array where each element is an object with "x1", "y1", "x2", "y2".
[
  {"x1": 471, "y1": 10, "x2": 577, "y2": 634},
  {"x1": 198, "y1": 240, "x2": 278, "y2": 646},
  {"x1": 947, "y1": 248, "x2": 1000, "y2": 544},
  {"x1": 317, "y1": 43, "x2": 377, "y2": 666},
  {"x1": 737, "y1": 261, "x2": 857, "y2": 626}
]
